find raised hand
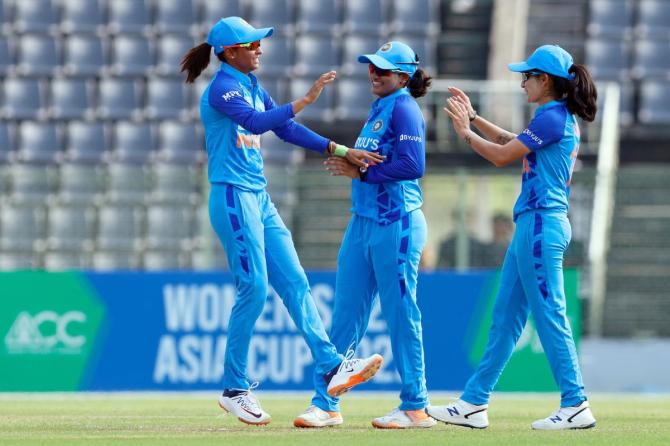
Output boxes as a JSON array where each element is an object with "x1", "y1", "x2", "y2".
[
  {"x1": 292, "y1": 71, "x2": 337, "y2": 114},
  {"x1": 447, "y1": 86, "x2": 475, "y2": 116},
  {"x1": 444, "y1": 97, "x2": 471, "y2": 138}
]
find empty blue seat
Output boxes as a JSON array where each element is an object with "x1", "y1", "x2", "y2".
[
  {"x1": 256, "y1": 75, "x2": 285, "y2": 104},
  {"x1": 0, "y1": 202, "x2": 46, "y2": 252},
  {"x1": 109, "y1": 35, "x2": 153, "y2": 76},
  {"x1": 13, "y1": 0, "x2": 57, "y2": 34},
  {"x1": 639, "y1": 81, "x2": 670, "y2": 124},
  {"x1": 50, "y1": 77, "x2": 94, "y2": 120},
  {"x1": 111, "y1": 122, "x2": 155, "y2": 163},
  {"x1": 585, "y1": 39, "x2": 631, "y2": 80},
  {"x1": 62, "y1": 34, "x2": 105, "y2": 77},
  {"x1": 155, "y1": 34, "x2": 195, "y2": 76},
  {"x1": 155, "y1": 0, "x2": 196, "y2": 34},
  {"x1": 145, "y1": 77, "x2": 189, "y2": 120},
  {"x1": 46, "y1": 203, "x2": 95, "y2": 251},
  {"x1": 341, "y1": 35, "x2": 384, "y2": 76},
  {"x1": 7, "y1": 165, "x2": 52, "y2": 204},
  {"x1": 587, "y1": 0, "x2": 634, "y2": 38},
  {"x1": 97, "y1": 77, "x2": 140, "y2": 120},
  {"x1": 390, "y1": 0, "x2": 438, "y2": 35},
  {"x1": 289, "y1": 77, "x2": 334, "y2": 122},
  {"x1": 65, "y1": 121, "x2": 107, "y2": 164},
  {"x1": 295, "y1": 0, "x2": 340, "y2": 35},
  {"x1": 95, "y1": 203, "x2": 143, "y2": 251},
  {"x1": 156, "y1": 121, "x2": 201, "y2": 164},
  {"x1": 248, "y1": 0, "x2": 293, "y2": 35},
  {"x1": 144, "y1": 204, "x2": 193, "y2": 250},
  {"x1": 91, "y1": 251, "x2": 140, "y2": 270},
  {"x1": 633, "y1": 39, "x2": 670, "y2": 79},
  {"x1": 0, "y1": 122, "x2": 13, "y2": 164},
  {"x1": 107, "y1": 0, "x2": 151, "y2": 34},
  {"x1": 200, "y1": 0, "x2": 245, "y2": 32},
  {"x1": 17, "y1": 121, "x2": 61, "y2": 164},
  {"x1": 60, "y1": 0, "x2": 104, "y2": 34},
  {"x1": 342, "y1": 0, "x2": 387, "y2": 36},
  {"x1": 105, "y1": 163, "x2": 149, "y2": 204},
  {"x1": 57, "y1": 163, "x2": 104, "y2": 203},
  {"x1": 0, "y1": 37, "x2": 11, "y2": 76},
  {"x1": 2, "y1": 78, "x2": 46, "y2": 120},
  {"x1": 293, "y1": 35, "x2": 338, "y2": 76},
  {"x1": 149, "y1": 162, "x2": 199, "y2": 203},
  {"x1": 255, "y1": 35, "x2": 293, "y2": 77},
  {"x1": 637, "y1": 0, "x2": 670, "y2": 38},
  {"x1": 388, "y1": 34, "x2": 436, "y2": 74},
  {"x1": 335, "y1": 78, "x2": 374, "y2": 122},
  {"x1": 15, "y1": 34, "x2": 59, "y2": 76}
]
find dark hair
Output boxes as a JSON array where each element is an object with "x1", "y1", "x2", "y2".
[
  {"x1": 548, "y1": 64, "x2": 598, "y2": 122},
  {"x1": 407, "y1": 68, "x2": 432, "y2": 98},
  {"x1": 181, "y1": 43, "x2": 226, "y2": 83}
]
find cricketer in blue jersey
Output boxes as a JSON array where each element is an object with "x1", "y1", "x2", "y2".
[
  {"x1": 182, "y1": 16, "x2": 384, "y2": 426},
  {"x1": 427, "y1": 45, "x2": 598, "y2": 431},
  {"x1": 295, "y1": 42, "x2": 437, "y2": 430}
]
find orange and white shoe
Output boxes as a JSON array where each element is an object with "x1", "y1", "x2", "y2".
[
  {"x1": 326, "y1": 352, "x2": 383, "y2": 397},
  {"x1": 293, "y1": 405, "x2": 343, "y2": 428},
  {"x1": 371, "y1": 408, "x2": 437, "y2": 429}
]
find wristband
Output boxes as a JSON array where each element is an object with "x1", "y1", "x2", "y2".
[{"x1": 333, "y1": 144, "x2": 349, "y2": 157}]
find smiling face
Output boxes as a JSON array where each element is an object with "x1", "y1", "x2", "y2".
[
  {"x1": 521, "y1": 71, "x2": 554, "y2": 105},
  {"x1": 224, "y1": 41, "x2": 262, "y2": 74},
  {"x1": 368, "y1": 64, "x2": 409, "y2": 98}
]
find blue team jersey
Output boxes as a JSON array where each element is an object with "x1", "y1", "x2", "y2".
[
  {"x1": 351, "y1": 88, "x2": 426, "y2": 225},
  {"x1": 200, "y1": 62, "x2": 329, "y2": 191},
  {"x1": 513, "y1": 99, "x2": 580, "y2": 220}
]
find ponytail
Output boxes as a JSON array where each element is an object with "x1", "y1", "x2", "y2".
[
  {"x1": 180, "y1": 43, "x2": 214, "y2": 84},
  {"x1": 550, "y1": 64, "x2": 598, "y2": 122},
  {"x1": 408, "y1": 68, "x2": 432, "y2": 98}
]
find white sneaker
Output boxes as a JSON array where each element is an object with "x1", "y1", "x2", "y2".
[
  {"x1": 326, "y1": 351, "x2": 383, "y2": 397},
  {"x1": 531, "y1": 400, "x2": 596, "y2": 430},
  {"x1": 218, "y1": 384, "x2": 271, "y2": 425},
  {"x1": 371, "y1": 408, "x2": 437, "y2": 429},
  {"x1": 425, "y1": 399, "x2": 489, "y2": 429},
  {"x1": 293, "y1": 405, "x2": 343, "y2": 428}
]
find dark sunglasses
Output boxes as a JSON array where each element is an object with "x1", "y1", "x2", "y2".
[
  {"x1": 522, "y1": 70, "x2": 544, "y2": 81},
  {"x1": 226, "y1": 40, "x2": 261, "y2": 51},
  {"x1": 368, "y1": 64, "x2": 400, "y2": 77}
]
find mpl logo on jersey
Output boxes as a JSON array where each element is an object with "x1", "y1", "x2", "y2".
[{"x1": 4, "y1": 310, "x2": 88, "y2": 355}]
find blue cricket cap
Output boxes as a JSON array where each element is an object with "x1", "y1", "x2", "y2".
[
  {"x1": 358, "y1": 41, "x2": 419, "y2": 75},
  {"x1": 508, "y1": 44, "x2": 575, "y2": 80},
  {"x1": 206, "y1": 16, "x2": 273, "y2": 55}
]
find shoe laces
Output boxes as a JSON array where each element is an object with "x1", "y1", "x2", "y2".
[
  {"x1": 231, "y1": 382, "x2": 262, "y2": 413},
  {"x1": 337, "y1": 344, "x2": 361, "y2": 374}
]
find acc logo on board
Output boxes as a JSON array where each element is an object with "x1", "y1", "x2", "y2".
[
  {"x1": 380, "y1": 42, "x2": 392, "y2": 52},
  {"x1": 372, "y1": 120, "x2": 384, "y2": 132},
  {"x1": 4, "y1": 311, "x2": 87, "y2": 354}
]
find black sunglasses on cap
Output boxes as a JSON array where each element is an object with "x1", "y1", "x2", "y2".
[{"x1": 522, "y1": 70, "x2": 545, "y2": 81}]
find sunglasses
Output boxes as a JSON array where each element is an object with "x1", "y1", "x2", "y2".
[
  {"x1": 368, "y1": 64, "x2": 400, "y2": 77},
  {"x1": 226, "y1": 41, "x2": 261, "y2": 51},
  {"x1": 522, "y1": 71, "x2": 544, "y2": 81}
]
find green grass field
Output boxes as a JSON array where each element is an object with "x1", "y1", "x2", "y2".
[{"x1": 1, "y1": 393, "x2": 669, "y2": 446}]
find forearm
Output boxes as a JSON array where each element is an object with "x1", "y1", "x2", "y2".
[
  {"x1": 291, "y1": 97, "x2": 310, "y2": 115},
  {"x1": 463, "y1": 130, "x2": 512, "y2": 167},
  {"x1": 273, "y1": 120, "x2": 329, "y2": 154},
  {"x1": 471, "y1": 115, "x2": 517, "y2": 144}
]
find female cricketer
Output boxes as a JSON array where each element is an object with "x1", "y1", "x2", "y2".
[
  {"x1": 180, "y1": 16, "x2": 385, "y2": 426},
  {"x1": 293, "y1": 41, "x2": 436, "y2": 429},
  {"x1": 426, "y1": 45, "x2": 598, "y2": 430}
]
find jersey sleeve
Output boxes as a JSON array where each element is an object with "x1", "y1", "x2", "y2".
[
  {"x1": 208, "y1": 78, "x2": 294, "y2": 135},
  {"x1": 264, "y1": 91, "x2": 329, "y2": 154},
  {"x1": 517, "y1": 107, "x2": 567, "y2": 151},
  {"x1": 364, "y1": 99, "x2": 425, "y2": 184}
]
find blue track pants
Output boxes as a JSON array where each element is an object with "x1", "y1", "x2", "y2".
[
  {"x1": 209, "y1": 183, "x2": 342, "y2": 390},
  {"x1": 461, "y1": 210, "x2": 586, "y2": 407},
  {"x1": 311, "y1": 210, "x2": 429, "y2": 412}
]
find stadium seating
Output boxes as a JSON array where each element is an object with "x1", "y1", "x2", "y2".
[
  {"x1": 154, "y1": 0, "x2": 196, "y2": 35},
  {"x1": 50, "y1": 77, "x2": 94, "y2": 120},
  {"x1": 342, "y1": 0, "x2": 387, "y2": 36},
  {"x1": 97, "y1": 77, "x2": 141, "y2": 120},
  {"x1": 107, "y1": 0, "x2": 151, "y2": 35},
  {"x1": 587, "y1": 0, "x2": 634, "y2": 38},
  {"x1": 60, "y1": 0, "x2": 104, "y2": 34},
  {"x1": 62, "y1": 34, "x2": 105, "y2": 77},
  {"x1": 64, "y1": 121, "x2": 107, "y2": 164},
  {"x1": 2, "y1": 77, "x2": 46, "y2": 120},
  {"x1": 12, "y1": 0, "x2": 57, "y2": 34}
]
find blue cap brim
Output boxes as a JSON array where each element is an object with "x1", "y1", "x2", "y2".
[
  {"x1": 508, "y1": 61, "x2": 533, "y2": 72},
  {"x1": 241, "y1": 26, "x2": 274, "y2": 43},
  {"x1": 358, "y1": 54, "x2": 398, "y2": 71}
]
